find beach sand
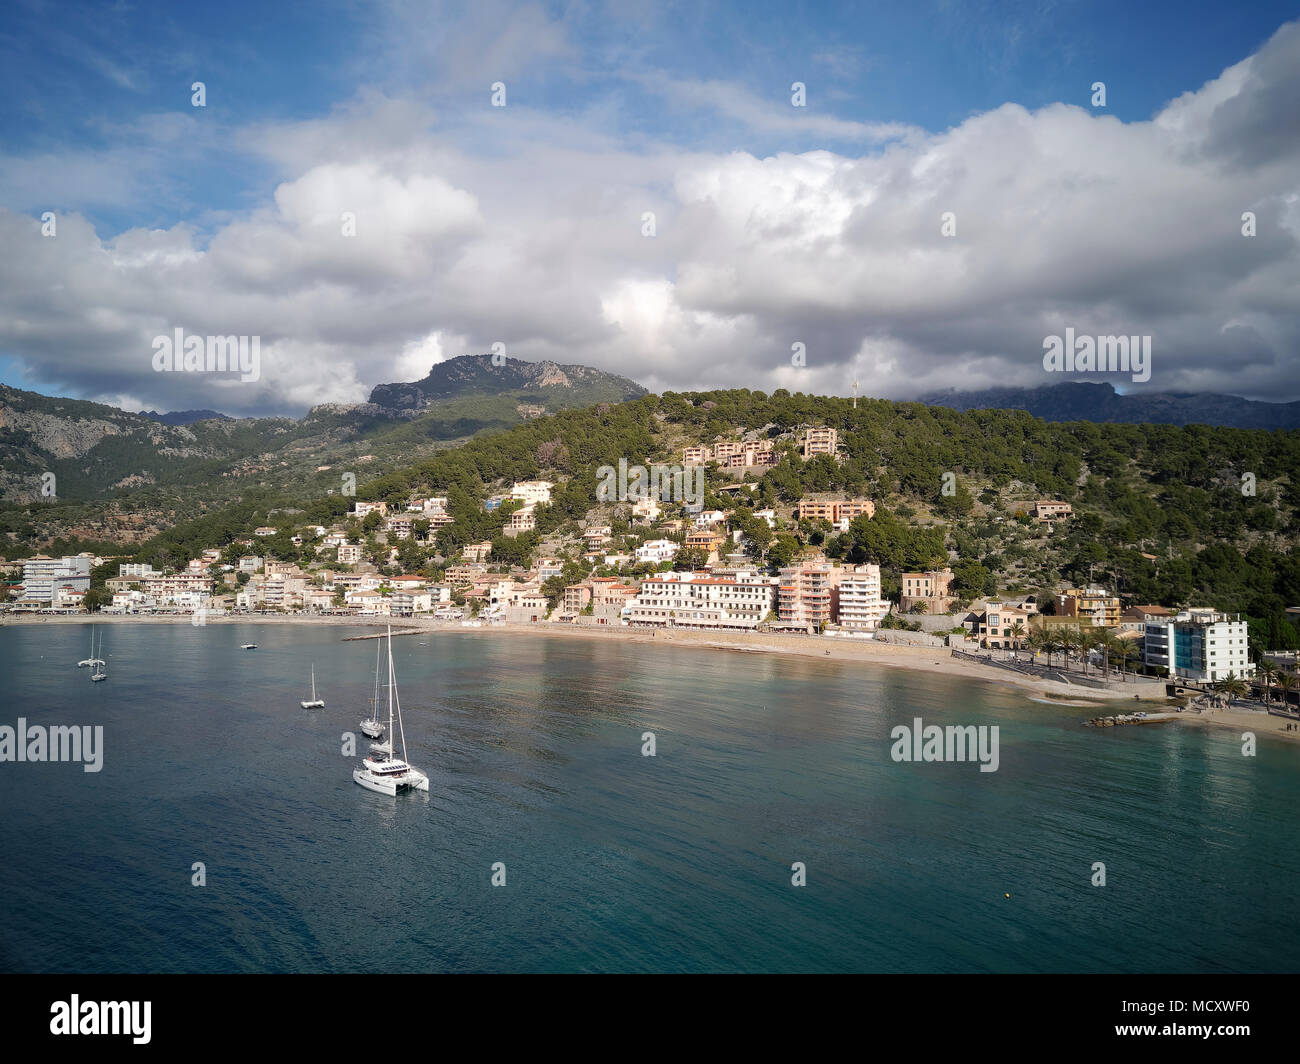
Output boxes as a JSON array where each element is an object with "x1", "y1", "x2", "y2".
[
  {"x1": 1176, "y1": 704, "x2": 1300, "y2": 744},
  {"x1": 7, "y1": 612, "x2": 1172, "y2": 706},
  {"x1": 13, "y1": 613, "x2": 1300, "y2": 742}
]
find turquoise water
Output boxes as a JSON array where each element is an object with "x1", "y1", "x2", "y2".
[{"x1": 1, "y1": 622, "x2": 1296, "y2": 973}]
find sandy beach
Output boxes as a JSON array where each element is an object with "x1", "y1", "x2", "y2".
[
  {"x1": 3, "y1": 611, "x2": 1175, "y2": 705},
  {"x1": 1175, "y1": 704, "x2": 1300, "y2": 744},
  {"x1": 9, "y1": 612, "x2": 1300, "y2": 743}
]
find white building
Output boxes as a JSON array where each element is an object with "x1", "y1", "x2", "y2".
[
  {"x1": 510, "y1": 481, "x2": 553, "y2": 508},
  {"x1": 118, "y1": 562, "x2": 157, "y2": 579},
  {"x1": 390, "y1": 591, "x2": 434, "y2": 616},
  {"x1": 836, "y1": 564, "x2": 888, "y2": 632},
  {"x1": 1144, "y1": 608, "x2": 1254, "y2": 683},
  {"x1": 635, "y1": 539, "x2": 679, "y2": 565},
  {"x1": 631, "y1": 497, "x2": 661, "y2": 523},
  {"x1": 20, "y1": 556, "x2": 93, "y2": 604},
  {"x1": 622, "y1": 571, "x2": 775, "y2": 630}
]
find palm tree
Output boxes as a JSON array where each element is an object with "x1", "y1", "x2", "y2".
[
  {"x1": 1276, "y1": 671, "x2": 1296, "y2": 709},
  {"x1": 1256, "y1": 658, "x2": 1278, "y2": 703},
  {"x1": 1011, "y1": 621, "x2": 1027, "y2": 661},
  {"x1": 1058, "y1": 628, "x2": 1080, "y2": 674},
  {"x1": 1214, "y1": 673, "x2": 1249, "y2": 703},
  {"x1": 1113, "y1": 632, "x2": 1134, "y2": 682},
  {"x1": 1096, "y1": 631, "x2": 1123, "y2": 683}
]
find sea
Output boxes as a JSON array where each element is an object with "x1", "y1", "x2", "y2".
[{"x1": 1, "y1": 622, "x2": 1297, "y2": 973}]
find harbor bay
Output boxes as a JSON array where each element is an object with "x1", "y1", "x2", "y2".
[{"x1": 1, "y1": 622, "x2": 1295, "y2": 974}]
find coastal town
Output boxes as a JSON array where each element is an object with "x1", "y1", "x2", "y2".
[{"x1": 5, "y1": 424, "x2": 1294, "y2": 717}]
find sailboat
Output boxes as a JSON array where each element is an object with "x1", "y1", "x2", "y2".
[
  {"x1": 358, "y1": 639, "x2": 385, "y2": 739},
  {"x1": 78, "y1": 624, "x2": 105, "y2": 668},
  {"x1": 300, "y1": 664, "x2": 325, "y2": 709},
  {"x1": 353, "y1": 625, "x2": 428, "y2": 795},
  {"x1": 89, "y1": 630, "x2": 107, "y2": 682}
]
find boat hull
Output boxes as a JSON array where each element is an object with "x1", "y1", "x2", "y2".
[
  {"x1": 352, "y1": 767, "x2": 429, "y2": 795},
  {"x1": 300, "y1": 700, "x2": 325, "y2": 709}
]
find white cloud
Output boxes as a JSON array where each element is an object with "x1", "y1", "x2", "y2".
[{"x1": 1, "y1": 20, "x2": 1298, "y2": 413}]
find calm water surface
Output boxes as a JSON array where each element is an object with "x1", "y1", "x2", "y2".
[{"x1": 1, "y1": 622, "x2": 1296, "y2": 973}]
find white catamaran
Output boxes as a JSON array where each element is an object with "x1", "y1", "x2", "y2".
[
  {"x1": 353, "y1": 626, "x2": 428, "y2": 796},
  {"x1": 300, "y1": 664, "x2": 325, "y2": 709},
  {"x1": 78, "y1": 624, "x2": 105, "y2": 668},
  {"x1": 358, "y1": 639, "x2": 385, "y2": 739}
]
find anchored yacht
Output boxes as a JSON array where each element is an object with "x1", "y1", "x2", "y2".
[
  {"x1": 353, "y1": 626, "x2": 428, "y2": 796},
  {"x1": 300, "y1": 664, "x2": 325, "y2": 709}
]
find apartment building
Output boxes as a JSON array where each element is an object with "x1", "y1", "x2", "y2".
[
  {"x1": 682, "y1": 446, "x2": 712, "y2": 465},
  {"x1": 19, "y1": 555, "x2": 93, "y2": 604},
  {"x1": 445, "y1": 564, "x2": 487, "y2": 586},
  {"x1": 722, "y1": 441, "x2": 777, "y2": 469},
  {"x1": 390, "y1": 591, "x2": 435, "y2": 616},
  {"x1": 800, "y1": 427, "x2": 838, "y2": 460},
  {"x1": 777, "y1": 560, "x2": 843, "y2": 630},
  {"x1": 505, "y1": 510, "x2": 536, "y2": 535},
  {"x1": 462, "y1": 541, "x2": 491, "y2": 564},
  {"x1": 142, "y1": 572, "x2": 213, "y2": 607},
  {"x1": 1057, "y1": 587, "x2": 1122, "y2": 628},
  {"x1": 1144, "y1": 608, "x2": 1254, "y2": 683},
  {"x1": 385, "y1": 515, "x2": 415, "y2": 539},
  {"x1": 622, "y1": 571, "x2": 775, "y2": 630},
  {"x1": 351, "y1": 501, "x2": 388, "y2": 518},
  {"x1": 337, "y1": 544, "x2": 363, "y2": 565},
  {"x1": 118, "y1": 562, "x2": 157, "y2": 579},
  {"x1": 795, "y1": 497, "x2": 876, "y2": 524},
  {"x1": 836, "y1": 564, "x2": 888, "y2": 632}
]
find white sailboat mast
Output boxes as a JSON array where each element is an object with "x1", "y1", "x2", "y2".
[
  {"x1": 386, "y1": 624, "x2": 410, "y2": 763},
  {"x1": 386, "y1": 625, "x2": 395, "y2": 740}
]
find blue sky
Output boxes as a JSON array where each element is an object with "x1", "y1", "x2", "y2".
[{"x1": 1, "y1": 0, "x2": 1298, "y2": 412}]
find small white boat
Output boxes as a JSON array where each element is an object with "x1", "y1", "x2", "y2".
[
  {"x1": 354, "y1": 625, "x2": 428, "y2": 796},
  {"x1": 241, "y1": 643, "x2": 258, "y2": 650},
  {"x1": 78, "y1": 624, "x2": 104, "y2": 668},
  {"x1": 300, "y1": 664, "x2": 325, "y2": 709}
]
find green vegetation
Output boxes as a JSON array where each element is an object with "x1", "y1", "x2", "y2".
[{"x1": 8, "y1": 385, "x2": 1297, "y2": 655}]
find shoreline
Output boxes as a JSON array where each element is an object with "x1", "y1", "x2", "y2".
[
  {"x1": 9, "y1": 613, "x2": 1299, "y2": 741},
  {"x1": 0, "y1": 612, "x2": 1176, "y2": 704}
]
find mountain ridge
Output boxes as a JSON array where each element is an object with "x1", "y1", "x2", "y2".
[{"x1": 917, "y1": 381, "x2": 1300, "y2": 430}]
